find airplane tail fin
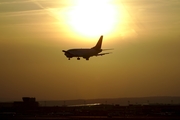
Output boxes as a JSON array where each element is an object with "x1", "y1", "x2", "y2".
[{"x1": 92, "y1": 35, "x2": 103, "y2": 50}]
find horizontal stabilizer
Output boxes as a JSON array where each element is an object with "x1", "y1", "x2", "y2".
[
  {"x1": 102, "y1": 48, "x2": 114, "y2": 51},
  {"x1": 96, "y1": 52, "x2": 112, "y2": 56}
]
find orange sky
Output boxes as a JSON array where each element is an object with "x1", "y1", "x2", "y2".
[{"x1": 0, "y1": 0, "x2": 180, "y2": 101}]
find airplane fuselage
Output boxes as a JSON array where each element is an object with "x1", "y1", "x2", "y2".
[{"x1": 64, "y1": 48, "x2": 102, "y2": 59}]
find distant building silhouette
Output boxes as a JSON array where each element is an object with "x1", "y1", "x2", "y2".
[
  {"x1": 22, "y1": 97, "x2": 36, "y2": 102},
  {"x1": 13, "y1": 97, "x2": 39, "y2": 109}
]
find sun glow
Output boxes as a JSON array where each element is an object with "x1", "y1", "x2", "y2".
[
  {"x1": 66, "y1": 0, "x2": 120, "y2": 37},
  {"x1": 31, "y1": 0, "x2": 133, "y2": 43}
]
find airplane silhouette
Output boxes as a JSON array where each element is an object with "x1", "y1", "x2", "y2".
[{"x1": 62, "y1": 35, "x2": 112, "y2": 60}]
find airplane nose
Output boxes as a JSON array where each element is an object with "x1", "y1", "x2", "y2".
[
  {"x1": 64, "y1": 52, "x2": 71, "y2": 57},
  {"x1": 65, "y1": 52, "x2": 68, "y2": 56}
]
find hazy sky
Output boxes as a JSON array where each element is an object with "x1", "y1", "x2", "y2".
[{"x1": 0, "y1": 0, "x2": 180, "y2": 101}]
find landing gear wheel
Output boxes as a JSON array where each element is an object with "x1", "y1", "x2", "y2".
[
  {"x1": 77, "y1": 57, "x2": 80, "y2": 60},
  {"x1": 86, "y1": 58, "x2": 89, "y2": 60}
]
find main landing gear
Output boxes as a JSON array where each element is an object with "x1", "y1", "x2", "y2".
[
  {"x1": 67, "y1": 57, "x2": 89, "y2": 60},
  {"x1": 77, "y1": 57, "x2": 89, "y2": 60}
]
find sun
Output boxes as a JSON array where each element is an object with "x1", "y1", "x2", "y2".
[
  {"x1": 31, "y1": 0, "x2": 132, "y2": 43},
  {"x1": 66, "y1": 0, "x2": 119, "y2": 37}
]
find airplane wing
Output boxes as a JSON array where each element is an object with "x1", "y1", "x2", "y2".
[{"x1": 96, "y1": 52, "x2": 112, "y2": 56}]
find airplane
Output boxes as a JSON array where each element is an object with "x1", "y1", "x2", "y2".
[{"x1": 62, "y1": 35, "x2": 112, "y2": 60}]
